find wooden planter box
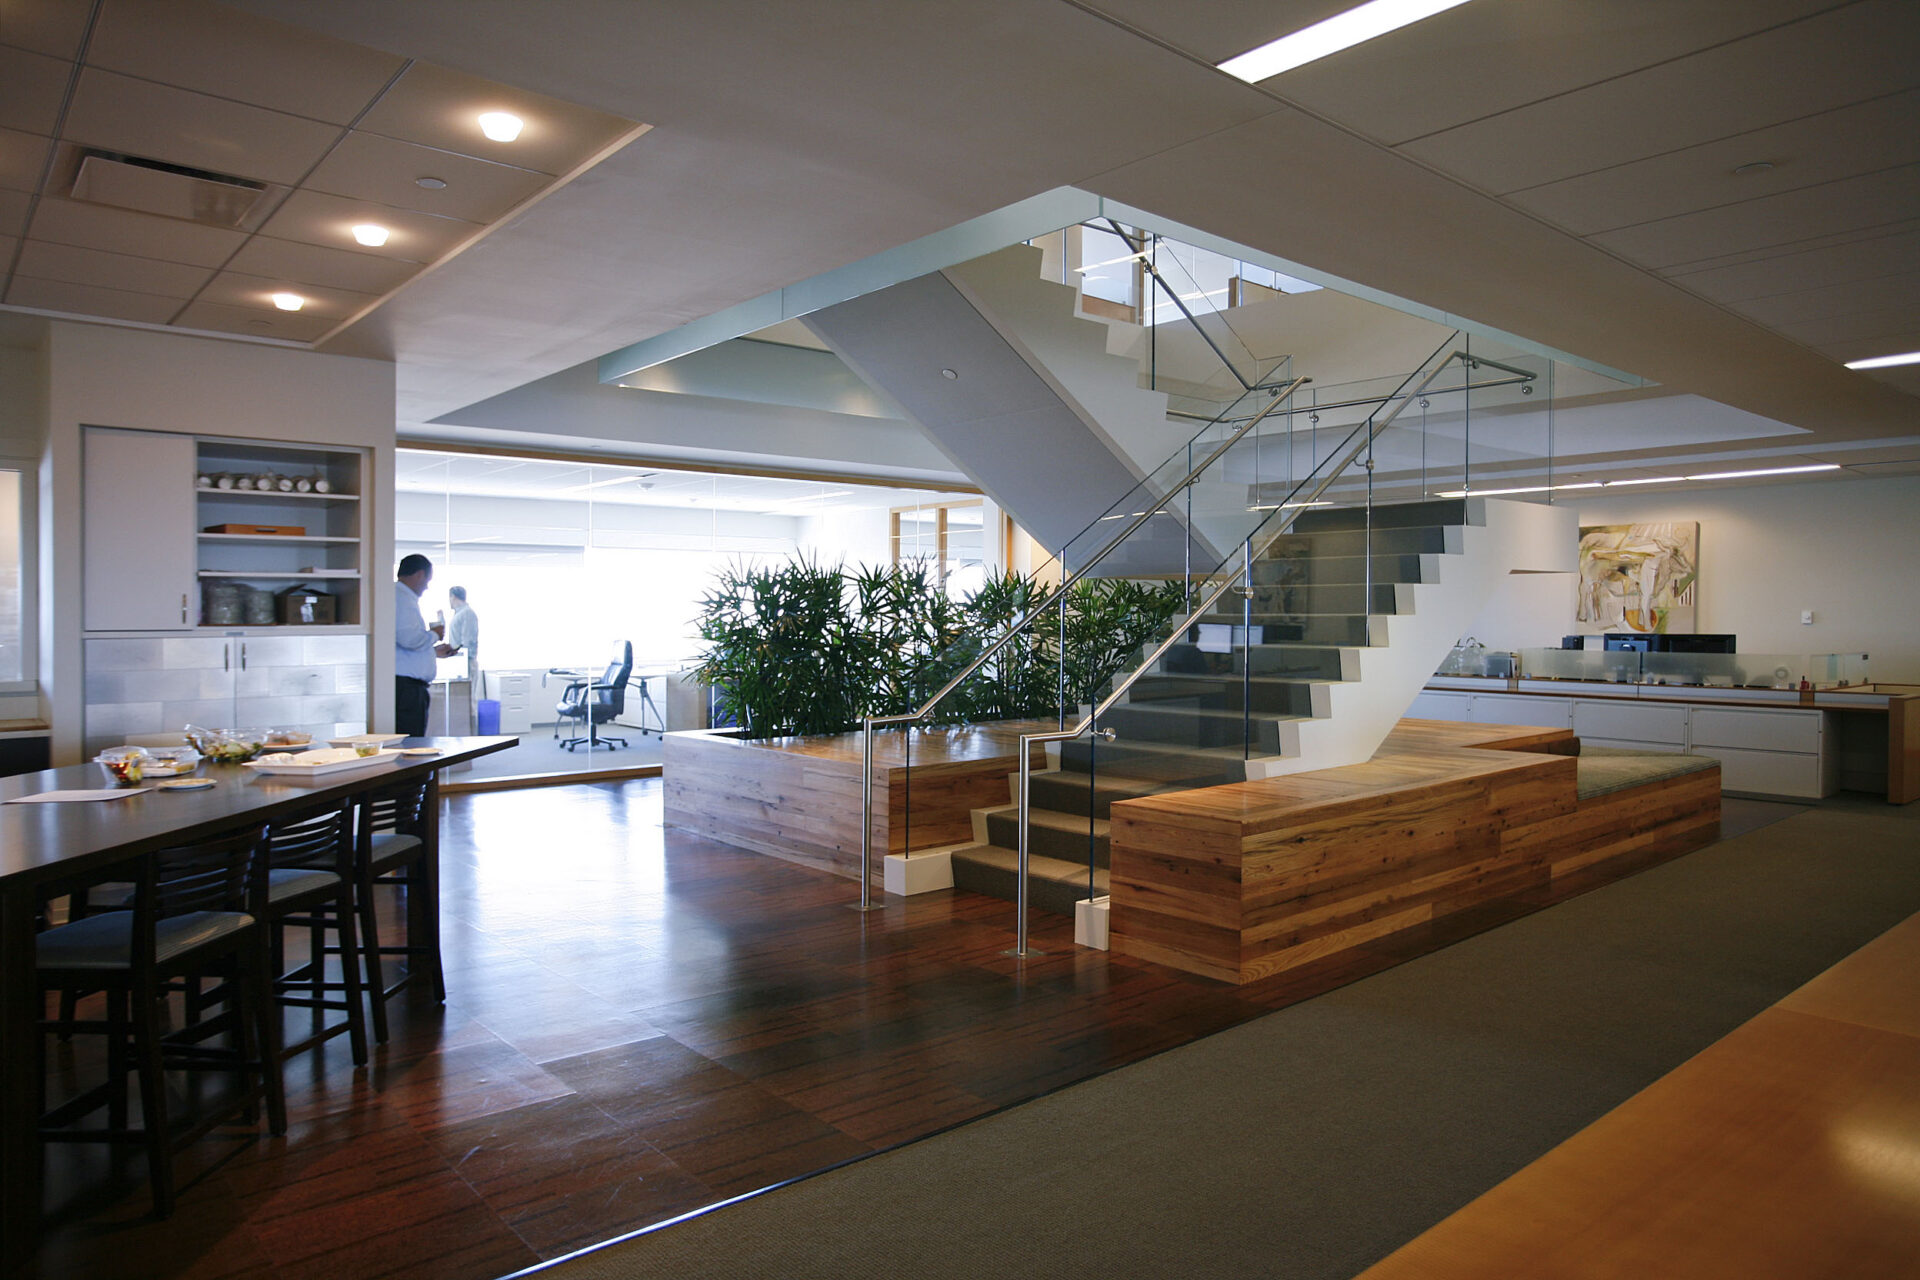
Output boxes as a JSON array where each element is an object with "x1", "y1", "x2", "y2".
[{"x1": 663, "y1": 722, "x2": 1050, "y2": 885}]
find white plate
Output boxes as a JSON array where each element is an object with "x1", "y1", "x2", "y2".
[
  {"x1": 328, "y1": 733, "x2": 407, "y2": 748},
  {"x1": 243, "y1": 749, "x2": 402, "y2": 777}
]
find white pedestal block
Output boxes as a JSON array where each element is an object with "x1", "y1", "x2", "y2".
[
  {"x1": 1075, "y1": 895, "x2": 1110, "y2": 950},
  {"x1": 883, "y1": 850, "x2": 955, "y2": 896}
]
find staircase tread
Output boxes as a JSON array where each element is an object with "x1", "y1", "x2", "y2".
[
  {"x1": 981, "y1": 805, "x2": 1111, "y2": 837},
  {"x1": 1106, "y1": 704, "x2": 1310, "y2": 724},
  {"x1": 950, "y1": 843, "x2": 1110, "y2": 883}
]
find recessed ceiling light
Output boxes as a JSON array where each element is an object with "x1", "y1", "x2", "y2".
[
  {"x1": 415, "y1": 176, "x2": 448, "y2": 190},
  {"x1": 1845, "y1": 350, "x2": 1920, "y2": 370},
  {"x1": 477, "y1": 112, "x2": 523, "y2": 142},
  {"x1": 351, "y1": 223, "x2": 389, "y2": 247},
  {"x1": 271, "y1": 292, "x2": 304, "y2": 312},
  {"x1": 1218, "y1": 0, "x2": 1476, "y2": 82},
  {"x1": 1731, "y1": 160, "x2": 1777, "y2": 176}
]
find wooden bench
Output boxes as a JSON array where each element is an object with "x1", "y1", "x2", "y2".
[{"x1": 1109, "y1": 720, "x2": 1721, "y2": 984}]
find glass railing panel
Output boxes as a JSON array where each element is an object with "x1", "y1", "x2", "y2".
[{"x1": 1519, "y1": 648, "x2": 1643, "y2": 683}]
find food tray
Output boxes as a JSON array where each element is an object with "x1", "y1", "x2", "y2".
[{"x1": 242, "y1": 749, "x2": 401, "y2": 777}]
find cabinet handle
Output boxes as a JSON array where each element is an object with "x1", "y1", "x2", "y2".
[
  {"x1": 224, "y1": 644, "x2": 230, "y2": 672},
  {"x1": 181, "y1": 593, "x2": 189, "y2": 624},
  {"x1": 241, "y1": 643, "x2": 248, "y2": 669}
]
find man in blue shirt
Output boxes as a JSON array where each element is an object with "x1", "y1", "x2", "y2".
[{"x1": 395, "y1": 554, "x2": 454, "y2": 736}]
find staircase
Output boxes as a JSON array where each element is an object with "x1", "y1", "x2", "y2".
[{"x1": 948, "y1": 496, "x2": 1575, "y2": 913}]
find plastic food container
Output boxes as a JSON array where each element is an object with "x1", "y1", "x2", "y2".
[
  {"x1": 95, "y1": 747, "x2": 148, "y2": 786},
  {"x1": 139, "y1": 746, "x2": 202, "y2": 777}
]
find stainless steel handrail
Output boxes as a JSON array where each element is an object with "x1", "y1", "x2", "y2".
[
  {"x1": 1000, "y1": 347, "x2": 1491, "y2": 951},
  {"x1": 851, "y1": 373, "x2": 1310, "y2": 909},
  {"x1": 1165, "y1": 366, "x2": 1536, "y2": 427},
  {"x1": 1100, "y1": 220, "x2": 1269, "y2": 394}
]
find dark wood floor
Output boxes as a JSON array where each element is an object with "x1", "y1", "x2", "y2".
[{"x1": 27, "y1": 781, "x2": 1795, "y2": 1280}]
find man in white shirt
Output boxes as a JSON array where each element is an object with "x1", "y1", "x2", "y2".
[
  {"x1": 445, "y1": 585, "x2": 481, "y2": 729},
  {"x1": 395, "y1": 554, "x2": 453, "y2": 736}
]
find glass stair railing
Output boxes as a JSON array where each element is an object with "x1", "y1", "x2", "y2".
[{"x1": 860, "y1": 266, "x2": 1554, "y2": 955}]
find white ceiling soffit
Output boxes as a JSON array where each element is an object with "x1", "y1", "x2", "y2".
[{"x1": 26, "y1": 0, "x2": 1920, "y2": 465}]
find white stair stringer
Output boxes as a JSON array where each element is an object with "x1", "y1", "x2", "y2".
[
  {"x1": 1243, "y1": 498, "x2": 1577, "y2": 779},
  {"x1": 941, "y1": 246, "x2": 1203, "y2": 488}
]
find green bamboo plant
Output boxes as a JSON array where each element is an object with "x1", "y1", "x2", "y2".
[{"x1": 693, "y1": 558, "x2": 1185, "y2": 740}]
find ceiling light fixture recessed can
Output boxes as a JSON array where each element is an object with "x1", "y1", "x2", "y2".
[
  {"x1": 351, "y1": 223, "x2": 390, "y2": 247},
  {"x1": 415, "y1": 176, "x2": 448, "y2": 190},
  {"x1": 477, "y1": 112, "x2": 524, "y2": 142},
  {"x1": 270, "y1": 292, "x2": 304, "y2": 312}
]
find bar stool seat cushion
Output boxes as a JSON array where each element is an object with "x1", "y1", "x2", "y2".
[
  {"x1": 367, "y1": 831, "x2": 421, "y2": 870},
  {"x1": 36, "y1": 909, "x2": 254, "y2": 970},
  {"x1": 267, "y1": 867, "x2": 339, "y2": 903}
]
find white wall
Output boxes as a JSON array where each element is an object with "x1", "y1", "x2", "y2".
[
  {"x1": 46, "y1": 322, "x2": 395, "y2": 762},
  {"x1": 1465, "y1": 476, "x2": 1920, "y2": 682}
]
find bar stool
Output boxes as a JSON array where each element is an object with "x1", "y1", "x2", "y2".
[
  {"x1": 35, "y1": 826, "x2": 286, "y2": 1218},
  {"x1": 261, "y1": 801, "x2": 369, "y2": 1069},
  {"x1": 352, "y1": 777, "x2": 443, "y2": 1043}
]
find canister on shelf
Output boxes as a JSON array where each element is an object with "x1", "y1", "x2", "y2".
[
  {"x1": 243, "y1": 585, "x2": 277, "y2": 626},
  {"x1": 202, "y1": 581, "x2": 244, "y2": 626}
]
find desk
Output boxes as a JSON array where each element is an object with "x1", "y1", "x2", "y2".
[{"x1": 0, "y1": 735, "x2": 516, "y2": 1265}]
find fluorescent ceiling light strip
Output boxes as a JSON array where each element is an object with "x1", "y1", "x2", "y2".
[
  {"x1": 1218, "y1": 0, "x2": 1476, "y2": 82},
  {"x1": 1843, "y1": 350, "x2": 1920, "y2": 370},
  {"x1": 1436, "y1": 463, "x2": 1840, "y2": 497},
  {"x1": 1682, "y1": 464, "x2": 1838, "y2": 482}
]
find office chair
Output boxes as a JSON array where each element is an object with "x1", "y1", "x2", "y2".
[{"x1": 552, "y1": 641, "x2": 633, "y2": 751}]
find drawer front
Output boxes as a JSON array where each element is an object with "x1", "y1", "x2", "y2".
[
  {"x1": 1574, "y1": 700, "x2": 1689, "y2": 745},
  {"x1": 1581, "y1": 736, "x2": 1686, "y2": 755},
  {"x1": 1690, "y1": 707, "x2": 1823, "y2": 754},
  {"x1": 1471, "y1": 696, "x2": 1572, "y2": 729},
  {"x1": 1691, "y1": 745, "x2": 1832, "y2": 798},
  {"x1": 1407, "y1": 692, "x2": 1473, "y2": 721}
]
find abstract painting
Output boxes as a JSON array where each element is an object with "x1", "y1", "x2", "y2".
[{"x1": 1576, "y1": 522, "x2": 1698, "y2": 633}]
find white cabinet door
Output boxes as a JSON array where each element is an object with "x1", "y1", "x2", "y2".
[
  {"x1": 84, "y1": 428, "x2": 196, "y2": 631},
  {"x1": 1407, "y1": 691, "x2": 1473, "y2": 721},
  {"x1": 1471, "y1": 695, "x2": 1572, "y2": 729}
]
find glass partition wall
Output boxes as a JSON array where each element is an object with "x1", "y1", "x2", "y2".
[{"x1": 397, "y1": 448, "x2": 981, "y2": 781}]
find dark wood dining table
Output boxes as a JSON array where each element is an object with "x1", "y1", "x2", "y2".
[{"x1": 0, "y1": 735, "x2": 518, "y2": 1267}]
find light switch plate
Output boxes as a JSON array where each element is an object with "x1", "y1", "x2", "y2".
[{"x1": 1801, "y1": 610, "x2": 1815, "y2": 625}]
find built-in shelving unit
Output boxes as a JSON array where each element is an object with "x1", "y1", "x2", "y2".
[{"x1": 195, "y1": 440, "x2": 364, "y2": 627}]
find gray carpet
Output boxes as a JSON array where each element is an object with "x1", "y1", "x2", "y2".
[{"x1": 510, "y1": 798, "x2": 1920, "y2": 1280}]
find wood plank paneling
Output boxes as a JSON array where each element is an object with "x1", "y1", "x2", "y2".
[
  {"x1": 1111, "y1": 720, "x2": 1720, "y2": 983},
  {"x1": 663, "y1": 725, "x2": 1047, "y2": 882}
]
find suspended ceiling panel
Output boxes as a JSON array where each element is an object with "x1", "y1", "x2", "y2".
[{"x1": 0, "y1": 0, "x2": 643, "y2": 343}]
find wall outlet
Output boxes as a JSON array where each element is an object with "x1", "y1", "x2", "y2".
[{"x1": 1801, "y1": 610, "x2": 1815, "y2": 625}]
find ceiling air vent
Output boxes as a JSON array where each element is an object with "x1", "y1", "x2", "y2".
[{"x1": 69, "y1": 149, "x2": 270, "y2": 228}]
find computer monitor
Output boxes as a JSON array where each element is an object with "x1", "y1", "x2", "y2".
[{"x1": 1661, "y1": 633, "x2": 1737, "y2": 654}]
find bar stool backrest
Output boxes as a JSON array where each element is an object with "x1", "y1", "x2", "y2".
[
  {"x1": 360, "y1": 779, "x2": 430, "y2": 840},
  {"x1": 148, "y1": 826, "x2": 266, "y2": 921},
  {"x1": 266, "y1": 801, "x2": 355, "y2": 872}
]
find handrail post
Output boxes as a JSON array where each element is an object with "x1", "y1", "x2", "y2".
[
  {"x1": 854, "y1": 715, "x2": 881, "y2": 912},
  {"x1": 1007, "y1": 733, "x2": 1043, "y2": 958}
]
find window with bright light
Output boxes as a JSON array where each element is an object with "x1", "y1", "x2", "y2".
[
  {"x1": 395, "y1": 449, "x2": 980, "y2": 673},
  {"x1": 0, "y1": 466, "x2": 31, "y2": 688}
]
